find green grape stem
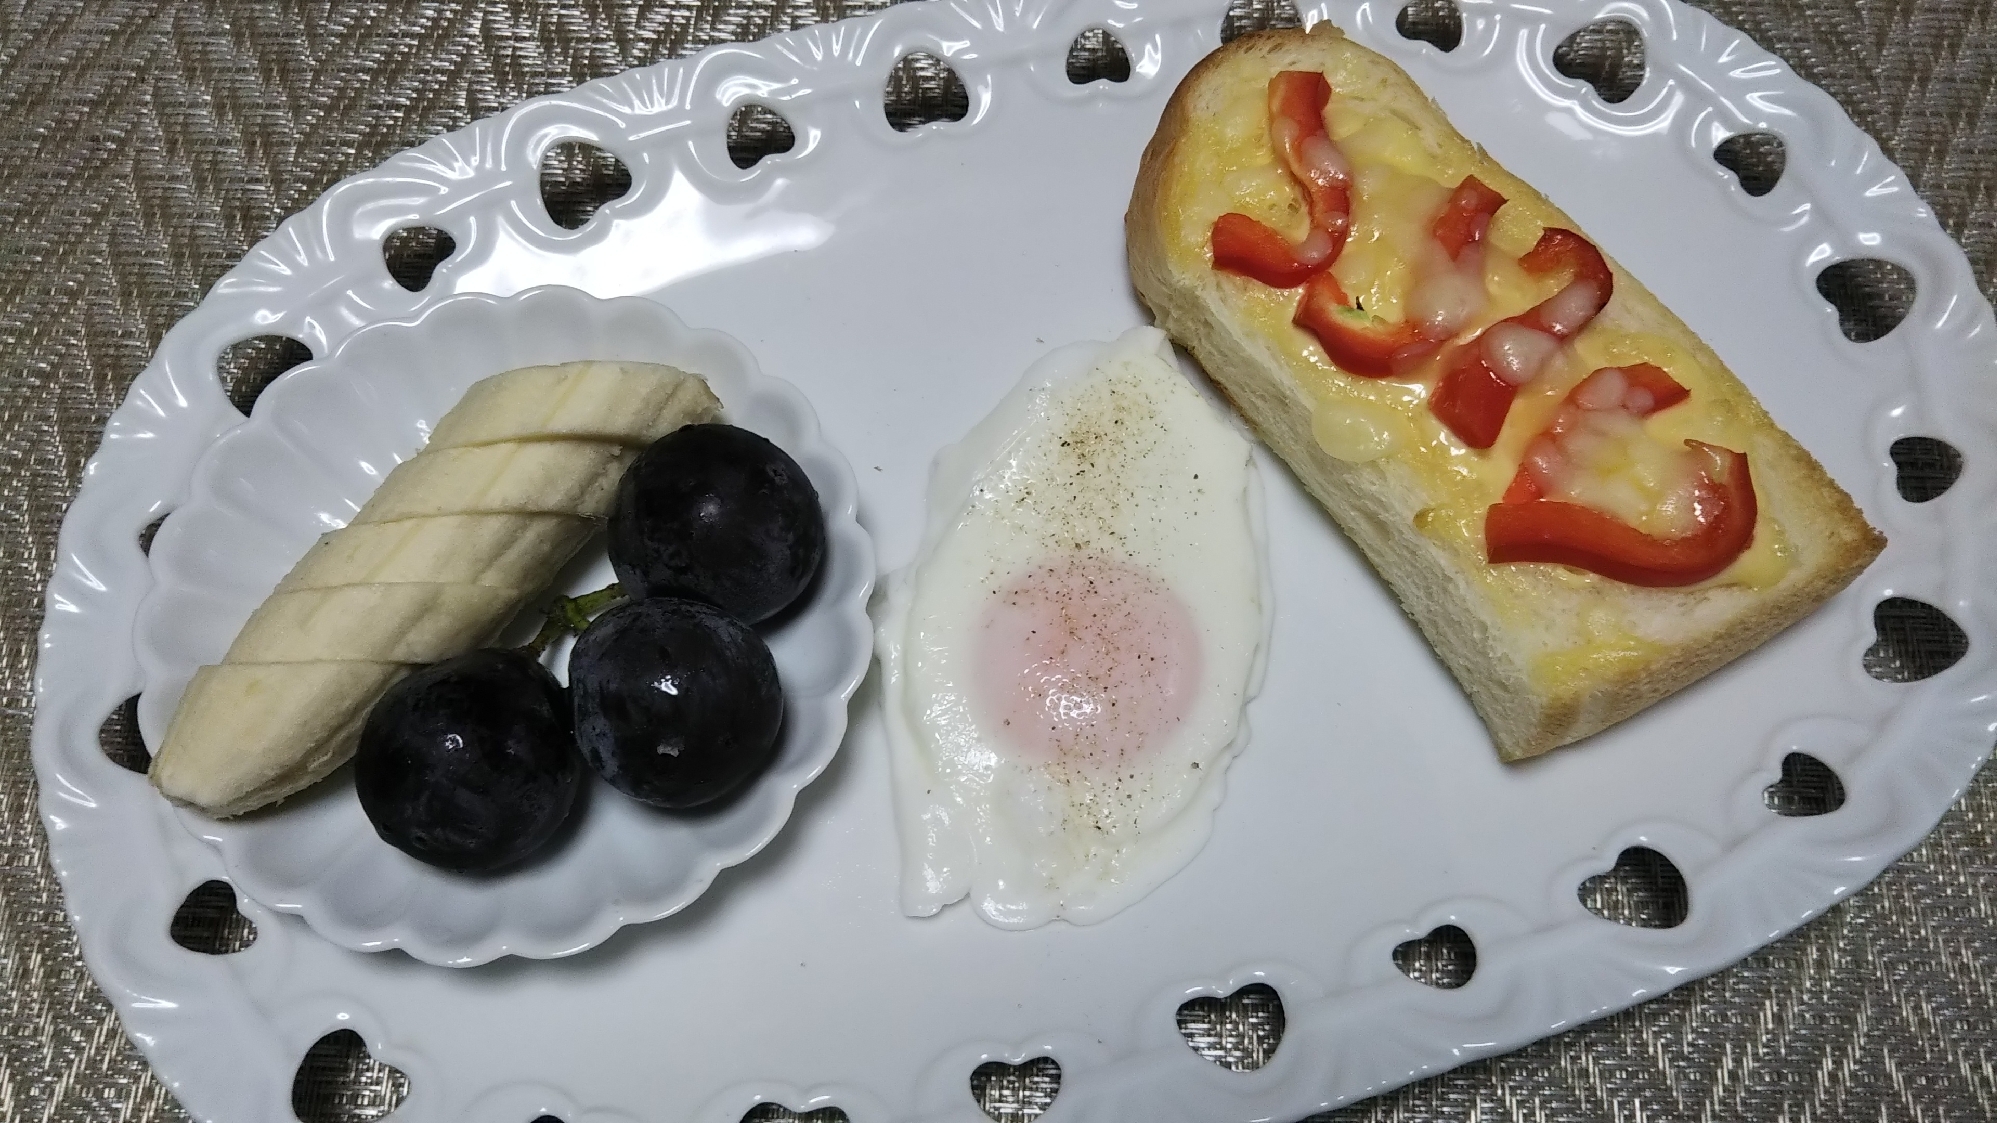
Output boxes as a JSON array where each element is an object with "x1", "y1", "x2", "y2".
[{"x1": 519, "y1": 582, "x2": 625, "y2": 657}]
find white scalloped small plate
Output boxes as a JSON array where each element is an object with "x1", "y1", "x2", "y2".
[
  {"x1": 30, "y1": 0, "x2": 1997, "y2": 1120},
  {"x1": 129, "y1": 286, "x2": 876, "y2": 967}
]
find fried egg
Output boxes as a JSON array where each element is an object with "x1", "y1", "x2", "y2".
[{"x1": 877, "y1": 327, "x2": 1267, "y2": 929}]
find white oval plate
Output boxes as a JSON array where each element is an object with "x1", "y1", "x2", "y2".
[
  {"x1": 31, "y1": 0, "x2": 1997, "y2": 1120},
  {"x1": 130, "y1": 286, "x2": 876, "y2": 967}
]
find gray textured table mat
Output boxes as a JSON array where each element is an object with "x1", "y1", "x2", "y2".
[{"x1": 2, "y1": 0, "x2": 1992, "y2": 1120}]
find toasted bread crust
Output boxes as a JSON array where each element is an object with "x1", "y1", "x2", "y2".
[{"x1": 1127, "y1": 25, "x2": 1885, "y2": 760}]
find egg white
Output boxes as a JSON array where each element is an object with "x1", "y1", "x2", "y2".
[{"x1": 876, "y1": 326, "x2": 1268, "y2": 929}]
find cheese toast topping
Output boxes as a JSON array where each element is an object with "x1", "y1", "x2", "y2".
[
  {"x1": 1490, "y1": 366, "x2": 1759, "y2": 587},
  {"x1": 1207, "y1": 70, "x2": 1761, "y2": 588}
]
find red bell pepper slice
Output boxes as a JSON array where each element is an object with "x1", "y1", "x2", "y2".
[
  {"x1": 1431, "y1": 175, "x2": 1509, "y2": 259},
  {"x1": 1292, "y1": 176, "x2": 1509, "y2": 377},
  {"x1": 1604, "y1": 361, "x2": 1691, "y2": 410},
  {"x1": 1211, "y1": 212, "x2": 1325, "y2": 289},
  {"x1": 1428, "y1": 360, "x2": 1517, "y2": 451},
  {"x1": 1485, "y1": 441, "x2": 1756, "y2": 587},
  {"x1": 1428, "y1": 228, "x2": 1614, "y2": 449},
  {"x1": 1266, "y1": 71, "x2": 1350, "y2": 239},
  {"x1": 1501, "y1": 363, "x2": 1689, "y2": 502},
  {"x1": 1509, "y1": 229, "x2": 1614, "y2": 338},
  {"x1": 1294, "y1": 272, "x2": 1434, "y2": 375},
  {"x1": 1209, "y1": 72, "x2": 1352, "y2": 288}
]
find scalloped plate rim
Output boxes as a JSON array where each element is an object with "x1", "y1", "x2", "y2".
[{"x1": 28, "y1": 0, "x2": 1997, "y2": 1119}]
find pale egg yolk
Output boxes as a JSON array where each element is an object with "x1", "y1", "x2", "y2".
[{"x1": 974, "y1": 554, "x2": 1203, "y2": 771}]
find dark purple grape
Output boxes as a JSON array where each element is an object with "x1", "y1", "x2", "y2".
[
  {"x1": 608, "y1": 423, "x2": 825, "y2": 624},
  {"x1": 570, "y1": 597, "x2": 783, "y2": 810},
  {"x1": 355, "y1": 649, "x2": 581, "y2": 873}
]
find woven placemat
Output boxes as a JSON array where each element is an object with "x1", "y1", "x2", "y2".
[{"x1": 2, "y1": 1, "x2": 1991, "y2": 1120}]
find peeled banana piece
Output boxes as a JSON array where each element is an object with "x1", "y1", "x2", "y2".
[{"x1": 150, "y1": 360, "x2": 722, "y2": 817}]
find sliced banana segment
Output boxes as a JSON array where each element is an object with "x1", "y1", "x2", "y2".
[
  {"x1": 226, "y1": 584, "x2": 524, "y2": 664},
  {"x1": 276, "y1": 514, "x2": 590, "y2": 592},
  {"x1": 354, "y1": 441, "x2": 639, "y2": 523},
  {"x1": 427, "y1": 361, "x2": 720, "y2": 448},
  {"x1": 153, "y1": 661, "x2": 408, "y2": 818},
  {"x1": 152, "y1": 359, "x2": 721, "y2": 817}
]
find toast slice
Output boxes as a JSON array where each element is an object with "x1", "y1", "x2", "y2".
[{"x1": 1126, "y1": 24, "x2": 1884, "y2": 760}]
